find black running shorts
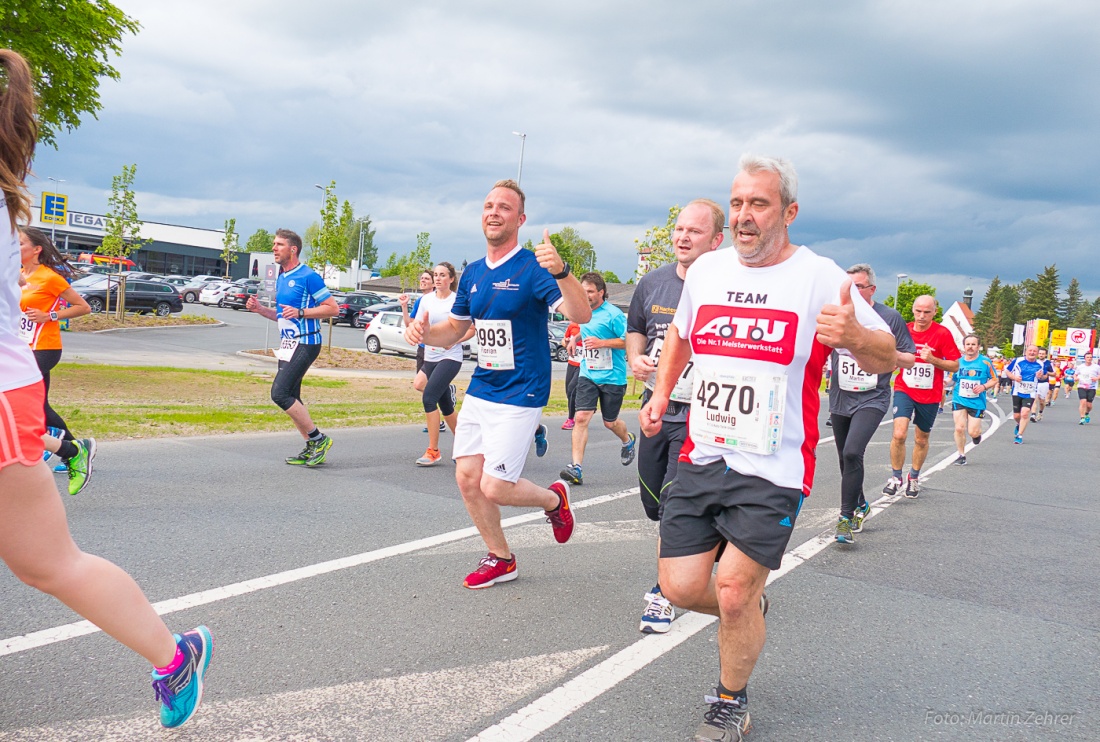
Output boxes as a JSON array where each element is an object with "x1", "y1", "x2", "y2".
[
  {"x1": 574, "y1": 376, "x2": 627, "y2": 422},
  {"x1": 659, "y1": 460, "x2": 803, "y2": 570},
  {"x1": 1012, "y1": 395, "x2": 1036, "y2": 414},
  {"x1": 1078, "y1": 388, "x2": 1096, "y2": 403}
]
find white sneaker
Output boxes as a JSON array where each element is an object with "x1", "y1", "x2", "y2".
[
  {"x1": 883, "y1": 476, "x2": 902, "y2": 495},
  {"x1": 639, "y1": 588, "x2": 675, "y2": 634}
]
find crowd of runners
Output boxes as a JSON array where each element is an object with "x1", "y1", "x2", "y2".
[{"x1": 4, "y1": 43, "x2": 1098, "y2": 739}]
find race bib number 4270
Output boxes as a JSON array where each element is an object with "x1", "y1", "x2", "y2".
[{"x1": 690, "y1": 366, "x2": 786, "y2": 455}]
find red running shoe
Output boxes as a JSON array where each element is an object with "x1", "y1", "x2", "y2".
[
  {"x1": 546, "y1": 480, "x2": 575, "y2": 543},
  {"x1": 463, "y1": 553, "x2": 518, "y2": 589}
]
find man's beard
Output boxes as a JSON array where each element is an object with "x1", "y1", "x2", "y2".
[{"x1": 733, "y1": 220, "x2": 785, "y2": 266}]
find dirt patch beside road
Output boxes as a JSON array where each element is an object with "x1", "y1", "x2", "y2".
[{"x1": 242, "y1": 346, "x2": 416, "y2": 370}]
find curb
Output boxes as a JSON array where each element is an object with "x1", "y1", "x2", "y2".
[{"x1": 89, "y1": 321, "x2": 227, "y2": 334}]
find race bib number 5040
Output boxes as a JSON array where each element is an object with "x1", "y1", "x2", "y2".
[{"x1": 690, "y1": 366, "x2": 786, "y2": 455}]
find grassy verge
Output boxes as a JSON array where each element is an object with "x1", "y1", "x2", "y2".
[
  {"x1": 242, "y1": 346, "x2": 416, "y2": 371},
  {"x1": 49, "y1": 364, "x2": 644, "y2": 440},
  {"x1": 68, "y1": 313, "x2": 221, "y2": 332}
]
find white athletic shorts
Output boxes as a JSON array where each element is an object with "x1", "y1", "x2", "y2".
[
  {"x1": 1036, "y1": 382, "x2": 1050, "y2": 396},
  {"x1": 453, "y1": 394, "x2": 542, "y2": 483}
]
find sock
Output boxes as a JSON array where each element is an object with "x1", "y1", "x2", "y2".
[
  {"x1": 972, "y1": 434, "x2": 981, "y2": 445},
  {"x1": 307, "y1": 428, "x2": 324, "y2": 442},
  {"x1": 154, "y1": 644, "x2": 186, "y2": 676},
  {"x1": 892, "y1": 469, "x2": 902, "y2": 480},
  {"x1": 492, "y1": 553, "x2": 514, "y2": 563},
  {"x1": 717, "y1": 682, "x2": 747, "y2": 705},
  {"x1": 909, "y1": 469, "x2": 920, "y2": 479},
  {"x1": 57, "y1": 440, "x2": 79, "y2": 461}
]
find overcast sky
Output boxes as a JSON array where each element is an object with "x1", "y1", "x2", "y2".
[{"x1": 28, "y1": 0, "x2": 1100, "y2": 305}]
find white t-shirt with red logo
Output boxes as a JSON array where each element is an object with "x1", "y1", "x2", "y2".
[{"x1": 672, "y1": 246, "x2": 891, "y2": 496}]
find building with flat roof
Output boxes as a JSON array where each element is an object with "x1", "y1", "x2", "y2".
[{"x1": 29, "y1": 196, "x2": 244, "y2": 278}]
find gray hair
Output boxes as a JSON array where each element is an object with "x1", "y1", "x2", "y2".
[
  {"x1": 846, "y1": 263, "x2": 877, "y2": 286},
  {"x1": 738, "y1": 153, "x2": 798, "y2": 208}
]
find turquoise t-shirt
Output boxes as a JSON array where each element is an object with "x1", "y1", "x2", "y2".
[
  {"x1": 952, "y1": 355, "x2": 995, "y2": 410},
  {"x1": 580, "y1": 301, "x2": 628, "y2": 385}
]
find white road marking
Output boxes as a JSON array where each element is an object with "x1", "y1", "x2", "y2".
[
  {"x1": 0, "y1": 648, "x2": 608, "y2": 742},
  {"x1": 0, "y1": 488, "x2": 638, "y2": 657},
  {"x1": 466, "y1": 407, "x2": 1007, "y2": 742},
  {"x1": 422, "y1": 519, "x2": 659, "y2": 555}
]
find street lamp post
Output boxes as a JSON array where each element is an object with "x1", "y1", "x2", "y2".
[
  {"x1": 896, "y1": 273, "x2": 908, "y2": 308},
  {"x1": 512, "y1": 132, "x2": 526, "y2": 186},
  {"x1": 47, "y1": 176, "x2": 65, "y2": 244},
  {"x1": 357, "y1": 221, "x2": 367, "y2": 289}
]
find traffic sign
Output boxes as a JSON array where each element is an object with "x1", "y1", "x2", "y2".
[{"x1": 41, "y1": 192, "x2": 67, "y2": 225}]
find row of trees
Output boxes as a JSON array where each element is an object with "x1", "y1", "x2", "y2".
[{"x1": 973, "y1": 265, "x2": 1100, "y2": 349}]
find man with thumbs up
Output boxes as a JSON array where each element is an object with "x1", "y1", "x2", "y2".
[
  {"x1": 639, "y1": 155, "x2": 896, "y2": 741},
  {"x1": 404, "y1": 179, "x2": 591, "y2": 590}
]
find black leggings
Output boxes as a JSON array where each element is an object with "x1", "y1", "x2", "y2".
[
  {"x1": 271, "y1": 343, "x2": 321, "y2": 411},
  {"x1": 637, "y1": 419, "x2": 687, "y2": 522},
  {"x1": 421, "y1": 359, "x2": 461, "y2": 415},
  {"x1": 33, "y1": 349, "x2": 72, "y2": 438},
  {"x1": 830, "y1": 406, "x2": 886, "y2": 518},
  {"x1": 565, "y1": 363, "x2": 579, "y2": 419}
]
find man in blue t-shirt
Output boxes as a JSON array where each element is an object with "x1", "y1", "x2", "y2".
[
  {"x1": 560, "y1": 272, "x2": 635, "y2": 486},
  {"x1": 247, "y1": 229, "x2": 338, "y2": 465},
  {"x1": 1006, "y1": 344, "x2": 1047, "y2": 444},
  {"x1": 405, "y1": 179, "x2": 591, "y2": 590}
]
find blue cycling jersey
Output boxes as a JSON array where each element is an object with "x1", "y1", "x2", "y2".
[{"x1": 276, "y1": 263, "x2": 331, "y2": 345}]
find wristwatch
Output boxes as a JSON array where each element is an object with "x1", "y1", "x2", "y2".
[
  {"x1": 551, "y1": 262, "x2": 571, "y2": 280},
  {"x1": 298, "y1": 308, "x2": 306, "y2": 319},
  {"x1": 49, "y1": 311, "x2": 59, "y2": 321}
]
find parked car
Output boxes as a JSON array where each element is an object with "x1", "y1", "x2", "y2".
[
  {"x1": 199, "y1": 282, "x2": 235, "y2": 306},
  {"x1": 160, "y1": 275, "x2": 205, "y2": 303},
  {"x1": 548, "y1": 323, "x2": 569, "y2": 362},
  {"x1": 121, "y1": 271, "x2": 162, "y2": 282},
  {"x1": 221, "y1": 284, "x2": 259, "y2": 310},
  {"x1": 363, "y1": 310, "x2": 474, "y2": 358},
  {"x1": 79, "y1": 280, "x2": 183, "y2": 316},
  {"x1": 336, "y1": 292, "x2": 387, "y2": 325},
  {"x1": 232, "y1": 278, "x2": 262, "y2": 288},
  {"x1": 354, "y1": 299, "x2": 403, "y2": 328},
  {"x1": 363, "y1": 311, "x2": 414, "y2": 356}
]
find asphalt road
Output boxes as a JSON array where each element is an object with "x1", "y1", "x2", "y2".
[{"x1": 1, "y1": 394, "x2": 1096, "y2": 740}]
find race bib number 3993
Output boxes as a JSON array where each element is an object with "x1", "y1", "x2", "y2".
[
  {"x1": 690, "y1": 366, "x2": 786, "y2": 455},
  {"x1": 476, "y1": 319, "x2": 515, "y2": 370}
]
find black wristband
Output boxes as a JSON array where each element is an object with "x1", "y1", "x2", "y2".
[
  {"x1": 298, "y1": 308, "x2": 305, "y2": 319},
  {"x1": 551, "y1": 262, "x2": 571, "y2": 280}
]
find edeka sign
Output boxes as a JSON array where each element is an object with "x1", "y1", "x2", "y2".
[{"x1": 68, "y1": 212, "x2": 107, "y2": 232}]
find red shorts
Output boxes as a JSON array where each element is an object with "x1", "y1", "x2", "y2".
[{"x1": 0, "y1": 381, "x2": 46, "y2": 470}]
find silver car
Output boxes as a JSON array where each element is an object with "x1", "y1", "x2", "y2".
[{"x1": 363, "y1": 311, "x2": 473, "y2": 358}]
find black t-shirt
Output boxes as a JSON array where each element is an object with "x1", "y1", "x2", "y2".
[
  {"x1": 627, "y1": 263, "x2": 690, "y2": 422},
  {"x1": 828, "y1": 301, "x2": 915, "y2": 416}
]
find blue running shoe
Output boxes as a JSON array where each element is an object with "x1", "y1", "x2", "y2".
[
  {"x1": 621, "y1": 432, "x2": 637, "y2": 466},
  {"x1": 534, "y1": 424, "x2": 548, "y2": 457},
  {"x1": 1014, "y1": 435, "x2": 1023, "y2": 444},
  {"x1": 152, "y1": 626, "x2": 214, "y2": 729},
  {"x1": 53, "y1": 462, "x2": 68, "y2": 473}
]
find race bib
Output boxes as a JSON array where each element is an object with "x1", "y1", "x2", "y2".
[
  {"x1": 476, "y1": 319, "x2": 514, "y2": 370},
  {"x1": 958, "y1": 378, "x2": 983, "y2": 398},
  {"x1": 836, "y1": 356, "x2": 878, "y2": 392},
  {"x1": 582, "y1": 343, "x2": 613, "y2": 371},
  {"x1": 18, "y1": 312, "x2": 36, "y2": 344},
  {"x1": 569, "y1": 338, "x2": 583, "y2": 363},
  {"x1": 1013, "y1": 380, "x2": 1036, "y2": 397},
  {"x1": 645, "y1": 337, "x2": 694, "y2": 403},
  {"x1": 275, "y1": 318, "x2": 299, "y2": 362},
  {"x1": 903, "y1": 362, "x2": 935, "y2": 390},
  {"x1": 691, "y1": 366, "x2": 786, "y2": 455}
]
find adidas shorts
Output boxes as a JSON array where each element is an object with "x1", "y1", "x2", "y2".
[
  {"x1": 0, "y1": 381, "x2": 47, "y2": 471},
  {"x1": 453, "y1": 394, "x2": 542, "y2": 483},
  {"x1": 659, "y1": 460, "x2": 803, "y2": 570}
]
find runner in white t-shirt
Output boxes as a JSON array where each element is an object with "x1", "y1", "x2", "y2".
[
  {"x1": 1076, "y1": 352, "x2": 1100, "y2": 423},
  {"x1": 411, "y1": 262, "x2": 474, "y2": 466},
  {"x1": 640, "y1": 155, "x2": 896, "y2": 740}
]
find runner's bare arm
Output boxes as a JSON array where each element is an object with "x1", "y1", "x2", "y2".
[
  {"x1": 896, "y1": 351, "x2": 916, "y2": 369},
  {"x1": 315, "y1": 296, "x2": 339, "y2": 319},
  {"x1": 815, "y1": 281, "x2": 896, "y2": 374},
  {"x1": 247, "y1": 295, "x2": 278, "y2": 320},
  {"x1": 585, "y1": 337, "x2": 626, "y2": 350},
  {"x1": 407, "y1": 313, "x2": 470, "y2": 348},
  {"x1": 640, "y1": 324, "x2": 690, "y2": 436},
  {"x1": 534, "y1": 229, "x2": 591, "y2": 324},
  {"x1": 626, "y1": 332, "x2": 655, "y2": 381}
]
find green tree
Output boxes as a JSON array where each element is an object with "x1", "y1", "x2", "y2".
[
  {"x1": 1020, "y1": 265, "x2": 1060, "y2": 322},
  {"x1": 524, "y1": 226, "x2": 597, "y2": 274},
  {"x1": 398, "y1": 232, "x2": 432, "y2": 291},
  {"x1": 307, "y1": 181, "x2": 348, "y2": 273},
  {"x1": 1060, "y1": 277, "x2": 1084, "y2": 330},
  {"x1": 973, "y1": 276, "x2": 1003, "y2": 347},
  {"x1": 883, "y1": 279, "x2": 941, "y2": 322},
  {"x1": 379, "y1": 251, "x2": 403, "y2": 278},
  {"x1": 2, "y1": 1, "x2": 140, "y2": 147},
  {"x1": 343, "y1": 209, "x2": 377, "y2": 274},
  {"x1": 634, "y1": 206, "x2": 681, "y2": 276},
  {"x1": 219, "y1": 218, "x2": 238, "y2": 278},
  {"x1": 100, "y1": 163, "x2": 149, "y2": 265},
  {"x1": 600, "y1": 270, "x2": 622, "y2": 284},
  {"x1": 245, "y1": 228, "x2": 274, "y2": 253}
]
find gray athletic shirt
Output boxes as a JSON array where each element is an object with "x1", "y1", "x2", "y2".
[
  {"x1": 827, "y1": 301, "x2": 915, "y2": 416},
  {"x1": 627, "y1": 263, "x2": 689, "y2": 423}
]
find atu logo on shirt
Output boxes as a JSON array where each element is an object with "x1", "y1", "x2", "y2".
[{"x1": 691, "y1": 306, "x2": 799, "y2": 365}]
